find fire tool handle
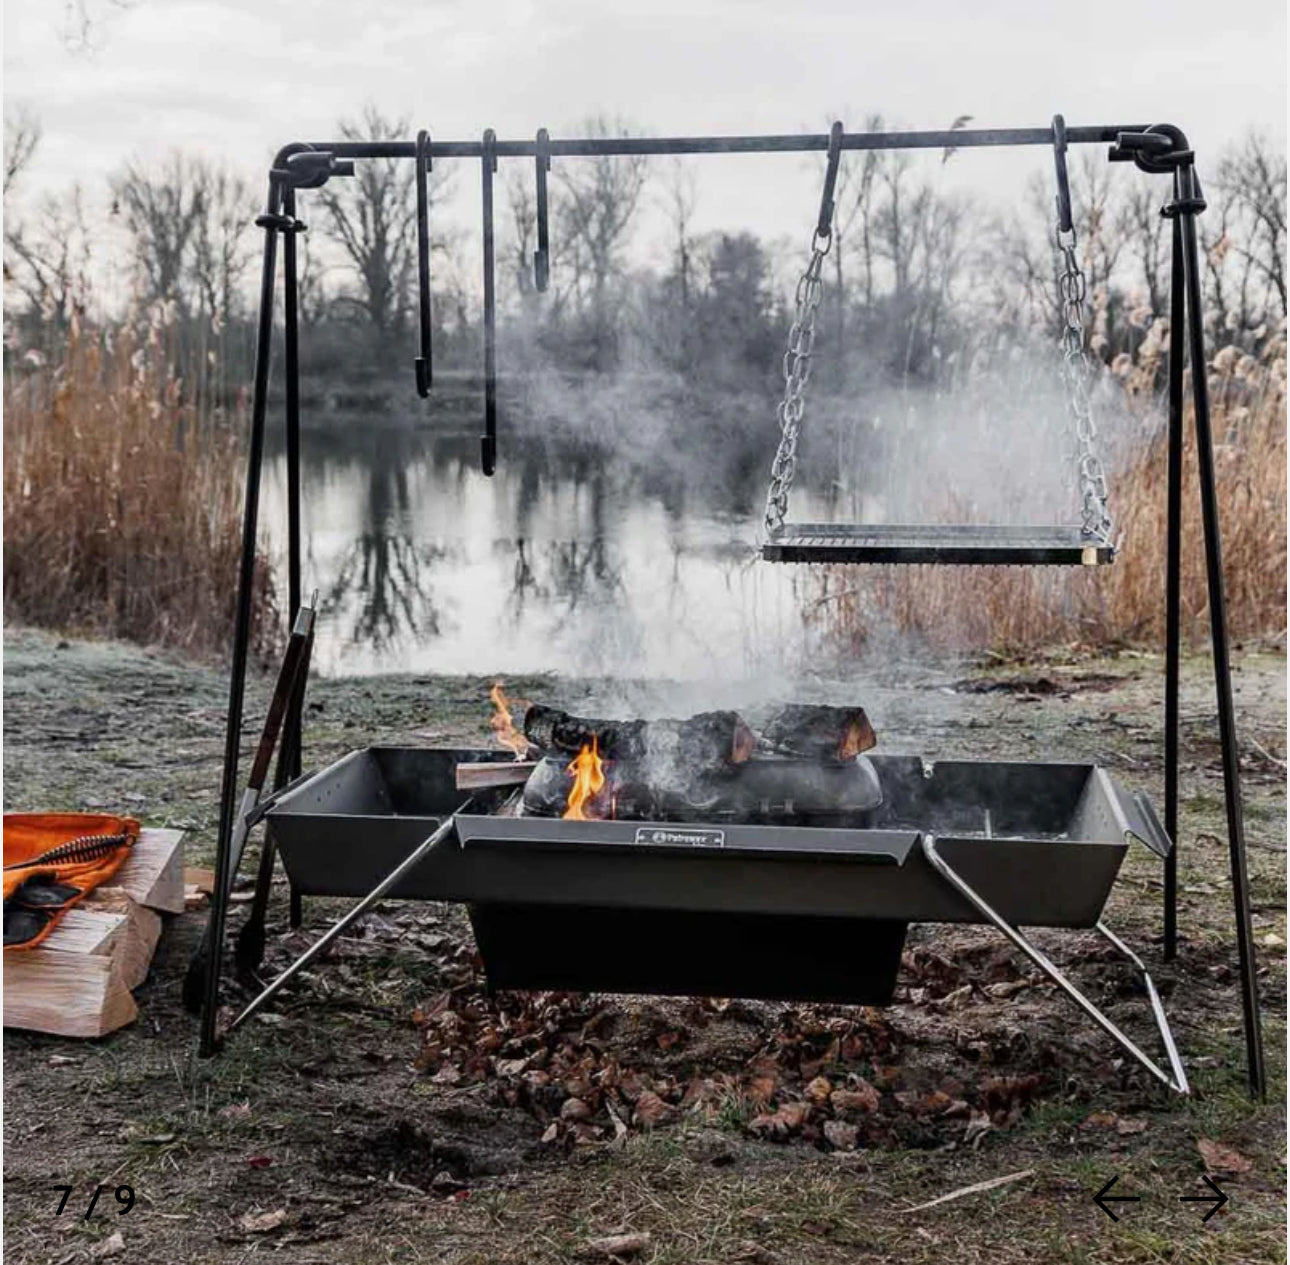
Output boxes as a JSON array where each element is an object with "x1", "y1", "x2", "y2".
[{"x1": 246, "y1": 602, "x2": 316, "y2": 793}]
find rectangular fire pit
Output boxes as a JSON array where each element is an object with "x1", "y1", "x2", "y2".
[{"x1": 266, "y1": 746, "x2": 1159, "y2": 1005}]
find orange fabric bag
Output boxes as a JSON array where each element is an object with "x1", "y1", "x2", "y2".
[{"x1": 3, "y1": 813, "x2": 140, "y2": 950}]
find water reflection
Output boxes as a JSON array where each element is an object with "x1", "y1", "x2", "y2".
[{"x1": 262, "y1": 422, "x2": 825, "y2": 679}]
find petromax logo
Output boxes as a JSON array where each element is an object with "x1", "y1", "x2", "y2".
[{"x1": 635, "y1": 827, "x2": 726, "y2": 848}]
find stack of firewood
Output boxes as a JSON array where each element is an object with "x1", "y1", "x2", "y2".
[{"x1": 3, "y1": 828, "x2": 185, "y2": 1038}]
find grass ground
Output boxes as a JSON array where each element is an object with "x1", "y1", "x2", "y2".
[{"x1": 2, "y1": 627, "x2": 1285, "y2": 1264}]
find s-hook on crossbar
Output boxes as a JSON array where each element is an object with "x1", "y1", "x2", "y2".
[{"x1": 195, "y1": 121, "x2": 1265, "y2": 1102}]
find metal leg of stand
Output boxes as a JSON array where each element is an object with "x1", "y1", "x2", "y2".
[
  {"x1": 1163, "y1": 203, "x2": 1184, "y2": 963},
  {"x1": 227, "y1": 811, "x2": 464, "y2": 1033},
  {"x1": 1177, "y1": 168, "x2": 1266, "y2": 1101},
  {"x1": 282, "y1": 184, "x2": 307, "y2": 935},
  {"x1": 198, "y1": 179, "x2": 283, "y2": 1058},
  {"x1": 921, "y1": 836, "x2": 1189, "y2": 1095}
]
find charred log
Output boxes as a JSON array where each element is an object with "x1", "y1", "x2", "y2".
[
  {"x1": 522, "y1": 706, "x2": 755, "y2": 767},
  {"x1": 760, "y1": 705, "x2": 877, "y2": 762},
  {"x1": 521, "y1": 753, "x2": 883, "y2": 821}
]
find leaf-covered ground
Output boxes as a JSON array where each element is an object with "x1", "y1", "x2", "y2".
[{"x1": 2, "y1": 627, "x2": 1285, "y2": 1263}]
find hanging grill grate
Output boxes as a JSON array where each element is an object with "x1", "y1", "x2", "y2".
[{"x1": 760, "y1": 117, "x2": 1115, "y2": 568}]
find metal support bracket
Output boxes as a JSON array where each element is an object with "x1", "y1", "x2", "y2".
[
  {"x1": 921, "y1": 835, "x2": 1189, "y2": 1094},
  {"x1": 227, "y1": 808, "x2": 468, "y2": 1033}
]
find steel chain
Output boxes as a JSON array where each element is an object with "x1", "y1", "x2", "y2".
[
  {"x1": 764, "y1": 229, "x2": 832, "y2": 535},
  {"x1": 1056, "y1": 223, "x2": 1114, "y2": 542}
]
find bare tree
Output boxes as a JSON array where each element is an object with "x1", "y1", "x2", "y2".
[
  {"x1": 190, "y1": 163, "x2": 255, "y2": 329},
  {"x1": 4, "y1": 185, "x2": 92, "y2": 335},
  {"x1": 316, "y1": 106, "x2": 454, "y2": 340},
  {"x1": 61, "y1": 0, "x2": 136, "y2": 52},
  {"x1": 503, "y1": 167, "x2": 538, "y2": 316},
  {"x1": 1214, "y1": 133, "x2": 1287, "y2": 321},
  {"x1": 110, "y1": 153, "x2": 208, "y2": 308},
  {"x1": 1123, "y1": 177, "x2": 1170, "y2": 317},
  {"x1": 4, "y1": 108, "x2": 41, "y2": 199},
  {"x1": 552, "y1": 115, "x2": 649, "y2": 369}
]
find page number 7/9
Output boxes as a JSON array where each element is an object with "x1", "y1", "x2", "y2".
[{"x1": 53, "y1": 1185, "x2": 135, "y2": 1218}]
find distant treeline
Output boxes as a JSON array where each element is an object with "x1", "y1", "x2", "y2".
[{"x1": 4, "y1": 106, "x2": 1285, "y2": 426}]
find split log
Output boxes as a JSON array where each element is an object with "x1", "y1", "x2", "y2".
[
  {"x1": 2, "y1": 891, "x2": 160, "y2": 1036},
  {"x1": 456, "y1": 760, "x2": 539, "y2": 790},
  {"x1": 761, "y1": 705, "x2": 877, "y2": 761},
  {"x1": 114, "y1": 827, "x2": 186, "y2": 914},
  {"x1": 522, "y1": 706, "x2": 755, "y2": 767}
]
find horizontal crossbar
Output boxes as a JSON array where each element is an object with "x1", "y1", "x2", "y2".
[{"x1": 279, "y1": 123, "x2": 1157, "y2": 165}]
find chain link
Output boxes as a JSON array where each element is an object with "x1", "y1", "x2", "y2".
[
  {"x1": 1056, "y1": 223, "x2": 1114, "y2": 543},
  {"x1": 764, "y1": 229, "x2": 832, "y2": 535}
]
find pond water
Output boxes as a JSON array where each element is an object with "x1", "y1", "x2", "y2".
[{"x1": 261, "y1": 425, "x2": 842, "y2": 680}]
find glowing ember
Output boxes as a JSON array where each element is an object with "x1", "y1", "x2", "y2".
[
  {"x1": 563, "y1": 738, "x2": 608, "y2": 820},
  {"x1": 489, "y1": 681, "x2": 530, "y2": 759}
]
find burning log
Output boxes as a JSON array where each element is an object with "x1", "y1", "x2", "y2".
[
  {"x1": 522, "y1": 706, "x2": 756, "y2": 769},
  {"x1": 760, "y1": 705, "x2": 877, "y2": 762}
]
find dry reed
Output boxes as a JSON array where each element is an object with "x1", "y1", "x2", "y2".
[
  {"x1": 3, "y1": 313, "x2": 276, "y2": 657},
  {"x1": 805, "y1": 323, "x2": 1287, "y2": 658}
]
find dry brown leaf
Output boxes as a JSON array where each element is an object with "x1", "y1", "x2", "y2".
[
  {"x1": 239, "y1": 1209, "x2": 288, "y2": 1234},
  {"x1": 831, "y1": 1080, "x2": 880, "y2": 1115},
  {"x1": 1197, "y1": 1138, "x2": 1252, "y2": 1173},
  {"x1": 90, "y1": 1232, "x2": 126, "y2": 1260},
  {"x1": 1116, "y1": 1117, "x2": 1149, "y2": 1136},
  {"x1": 633, "y1": 1091, "x2": 674, "y2": 1128},
  {"x1": 561, "y1": 1097, "x2": 592, "y2": 1121},
  {"x1": 805, "y1": 1075, "x2": 833, "y2": 1104},
  {"x1": 750, "y1": 1100, "x2": 810, "y2": 1139},
  {"x1": 1082, "y1": 1110, "x2": 1119, "y2": 1130},
  {"x1": 747, "y1": 1075, "x2": 777, "y2": 1105}
]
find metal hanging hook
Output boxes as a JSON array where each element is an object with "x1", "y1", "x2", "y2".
[
  {"x1": 480, "y1": 128, "x2": 499, "y2": 476},
  {"x1": 1052, "y1": 114, "x2": 1073, "y2": 235},
  {"x1": 534, "y1": 127, "x2": 551, "y2": 292},
  {"x1": 414, "y1": 129, "x2": 433, "y2": 398},
  {"x1": 815, "y1": 121, "x2": 844, "y2": 241}
]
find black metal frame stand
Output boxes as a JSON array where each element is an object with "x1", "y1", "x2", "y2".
[{"x1": 195, "y1": 120, "x2": 1265, "y2": 1102}]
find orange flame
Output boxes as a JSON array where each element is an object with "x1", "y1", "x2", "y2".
[
  {"x1": 563, "y1": 738, "x2": 607, "y2": 820},
  {"x1": 838, "y1": 713, "x2": 877, "y2": 761},
  {"x1": 489, "y1": 681, "x2": 530, "y2": 759}
]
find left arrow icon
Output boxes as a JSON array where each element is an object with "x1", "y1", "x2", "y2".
[{"x1": 1094, "y1": 1175, "x2": 1142, "y2": 1222}]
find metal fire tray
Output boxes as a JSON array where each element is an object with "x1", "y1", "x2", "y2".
[
  {"x1": 267, "y1": 747, "x2": 1155, "y2": 926},
  {"x1": 762, "y1": 523, "x2": 1115, "y2": 566},
  {"x1": 260, "y1": 747, "x2": 1181, "y2": 1064}
]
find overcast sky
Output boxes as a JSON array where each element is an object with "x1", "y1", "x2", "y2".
[{"x1": 5, "y1": 0, "x2": 1286, "y2": 274}]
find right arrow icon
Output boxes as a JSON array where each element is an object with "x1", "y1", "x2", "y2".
[{"x1": 1180, "y1": 1175, "x2": 1230, "y2": 1222}]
